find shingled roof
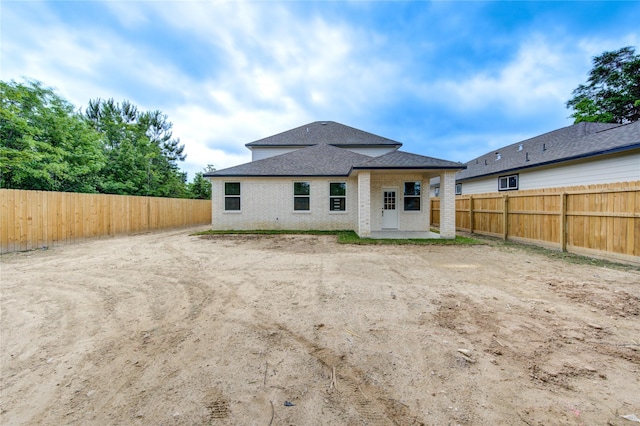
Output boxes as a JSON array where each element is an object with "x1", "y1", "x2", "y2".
[
  {"x1": 353, "y1": 150, "x2": 464, "y2": 170},
  {"x1": 456, "y1": 121, "x2": 638, "y2": 181},
  {"x1": 245, "y1": 121, "x2": 402, "y2": 147},
  {"x1": 206, "y1": 144, "x2": 373, "y2": 177}
]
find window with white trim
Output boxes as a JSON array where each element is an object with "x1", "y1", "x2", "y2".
[
  {"x1": 294, "y1": 182, "x2": 310, "y2": 211},
  {"x1": 329, "y1": 182, "x2": 346, "y2": 211},
  {"x1": 455, "y1": 183, "x2": 462, "y2": 195},
  {"x1": 224, "y1": 182, "x2": 241, "y2": 211},
  {"x1": 403, "y1": 182, "x2": 421, "y2": 211},
  {"x1": 498, "y1": 174, "x2": 518, "y2": 191}
]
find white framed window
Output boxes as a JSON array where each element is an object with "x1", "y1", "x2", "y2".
[
  {"x1": 294, "y1": 181, "x2": 310, "y2": 211},
  {"x1": 329, "y1": 182, "x2": 346, "y2": 211},
  {"x1": 455, "y1": 183, "x2": 462, "y2": 195},
  {"x1": 434, "y1": 186, "x2": 440, "y2": 197},
  {"x1": 498, "y1": 174, "x2": 518, "y2": 191},
  {"x1": 224, "y1": 182, "x2": 241, "y2": 211},
  {"x1": 404, "y1": 182, "x2": 421, "y2": 211}
]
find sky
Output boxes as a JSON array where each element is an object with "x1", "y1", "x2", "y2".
[{"x1": 2, "y1": 1, "x2": 639, "y2": 180}]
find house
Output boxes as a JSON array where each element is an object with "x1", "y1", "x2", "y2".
[
  {"x1": 204, "y1": 121, "x2": 465, "y2": 238},
  {"x1": 431, "y1": 121, "x2": 640, "y2": 196}
]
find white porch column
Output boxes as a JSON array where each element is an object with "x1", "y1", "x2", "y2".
[
  {"x1": 357, "y1": 171, "x2": 371, "y2": 237},
  {"x1": 439, "y1": 170, "x2": 457, "y2": 239}
]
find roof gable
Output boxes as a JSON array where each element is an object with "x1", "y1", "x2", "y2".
[
  {"x1": 206, "y1": 144, "x2": 372, "y2": 177},
  {"x1": 245, "y1": 121, "x2": 402, "y2": 147},
  {"x1": 457, "y1": 122, "x2": 639, "y2": 181},
  {"x1": 353, "y1": 150, "x2": 465, "y2": 170}
]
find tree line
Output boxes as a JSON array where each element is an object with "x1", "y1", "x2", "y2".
[
  {"x1": 0, "y1": 80, "x2": 211, "y2": 199},
  {"x1": 1, "y1": 46, "x2": 637, "y2": 198}
]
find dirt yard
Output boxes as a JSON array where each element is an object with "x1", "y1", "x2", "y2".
[{"x1": 1, "y1": 228, "x2": 639, "y2": 425}]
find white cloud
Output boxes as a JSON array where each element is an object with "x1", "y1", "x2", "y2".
[
  {"x1": 419, "y1": 35, "x2": 579, "y2": 115},
  {"x1": 4, "y1": 0, "x2": 636, "y2": 181}
]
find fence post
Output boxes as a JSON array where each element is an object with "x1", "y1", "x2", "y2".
[
  {"x1": 503, "y1": 194, "x2": 509, "y2": 241},
  {"x1": 560, "y1": 192, "x2": 567, "y2": 252},
  {"x1": 469, "y1": 195, "x2": 474, "y2": 233}
]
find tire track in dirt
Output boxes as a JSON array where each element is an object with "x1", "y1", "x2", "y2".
[{"x1": 246, "y1": 316, "x2": 425, "y2": 425}]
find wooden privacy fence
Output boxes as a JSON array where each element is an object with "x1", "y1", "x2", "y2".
[
  {"x1": 0, "y1": 189, "x2": 212, "y2": 254},
  {"x1": 431, "y1": 181, "x2": 640, "y2": 265}
]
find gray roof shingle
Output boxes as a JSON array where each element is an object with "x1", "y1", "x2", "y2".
[
  {"x1": 207, "y1": 145, "x2": 466, "y2": 178},
  {"x1": 206, "y1": 144, "x2": 373, "y2": 177},
  {"x1": 456, "y1": 121, "x2": 639, "y2": 181},
  {"x1": 245, "y1": 121, "x2": 402, "y2": 147},
  {"x1": 353, "y1": 150, "x2": 465, "y2": 170}
]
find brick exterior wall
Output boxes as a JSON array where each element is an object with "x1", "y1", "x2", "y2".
[
  {"x1": 211, "y1": 177, "x2": 358, "y2": 230},
  {"x1": 439, "y1": 170, "x2": 457, "y2": 238},
  {"x1": 211, "y1": 173, "x2": 436, "y2": 235},
  {"x1": 370, "y1": 173, "x2": 430, "y2": 233},
  {"x1": 357, "y1": 172, "x2": 371, "y2": 237}
]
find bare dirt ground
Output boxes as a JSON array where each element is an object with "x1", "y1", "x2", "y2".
[{"x1": 1, "y1": 228, "x2": 639, "y2": 426}]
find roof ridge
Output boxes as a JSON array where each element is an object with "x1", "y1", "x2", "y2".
[{"x1": 245, "y1": 121, "x2": 402, "y2": 147}]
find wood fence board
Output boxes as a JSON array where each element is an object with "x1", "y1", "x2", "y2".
[
  {"x1": 431, "y1": 181, "x2": 639, "y2": 264},
  {"x1": 0, "y1": 189, "x2": 212, "y2": 254},
  {"x1": 1, "y1": 190, "x2": 13, "y2": 253}
]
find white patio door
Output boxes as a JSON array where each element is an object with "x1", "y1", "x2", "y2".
[{"x1": 381, "y1": 188, "x2": 398, "y2": 229}]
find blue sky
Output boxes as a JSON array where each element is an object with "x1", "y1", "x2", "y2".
[{"x1": 2, "y1": 1, "x2": 639, "y2": 180}]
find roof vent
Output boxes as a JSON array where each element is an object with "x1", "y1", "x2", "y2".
[
  {"x1": 518, "y1": 144, "x2": 523, "y2": 151},
  {"x1": 321, "y1": 122, "x2": 327, "y2": 125},
  {"x1": 496, "y1": 152, "x2": 501, "y2": 161},
  {"x1": 542, "y1": 143, "x2": 547, "y2": 151},
  {"x1": 484, "y1": 159, "x2": 487, "y2": 165},
  {"x1": 526, "y1": 152, "x2": 530, "y2": 162}
]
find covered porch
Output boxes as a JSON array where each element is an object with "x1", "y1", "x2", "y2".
[{"x1": 352, "y1": 153, "x2": 463, "y2": 239}]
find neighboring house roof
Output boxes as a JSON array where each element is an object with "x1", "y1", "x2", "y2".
[
  {"x1": 456, "y1": 121, "x2": 639, "y2": 181},
  {"x1": 245, "y1": 121, "x2": 403, "y2": 148}
]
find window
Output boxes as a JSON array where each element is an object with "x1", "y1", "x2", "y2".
[
  {"x1": 329, "y1": 182, "x2": 346, "y2": 211},
  {"x1": 224, "y1": 182, "x2": 241, "y2": 211},
  {"x1": 404, "y1": 182, "x2": 421, "y2": 211},
  {"x1": 498, "y1": 174, "x2": 518, "y2": 191},
  {"x1": 455, "y1": 183, "x2": 462, "y2": 195},
  {"x1": 434, "y1": 187, "x2": 440, "y2": 197},
  {"x1": 294, "y1": 182, "x2": 310, "y2": 211}
]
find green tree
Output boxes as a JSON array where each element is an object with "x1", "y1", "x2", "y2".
[
  {"x1": 188, "y1": 164, "x2": 214, "y2": 199},
  {"x1": 0, "y1": 80, "x2": 105, "y2": 192},
  {"x1": 566, "y1": 46, "x2": 640, "y2": 124},
  {"x1": 85, "y1": 98, "x2": 187, "y2": 197}
]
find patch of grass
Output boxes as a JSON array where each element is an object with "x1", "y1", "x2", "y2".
[
  {"x1": 336, "y1": 231, "x2": 481, "y2": 245},
  {"x1": 193, "y1": 229, "x2": 484, "y2": 245},
  {"x1": 193, "y1": 229, "x2": 348, "y2": 236},
  {"x1": 475, "y1": 234, "x2": 640, "y2": 272}
]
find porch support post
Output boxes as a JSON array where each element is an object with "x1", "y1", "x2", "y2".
[
  {"x1": 357, "y1": 171, "x2": 371, "y2": 237},
  {"x1": 439, "y1": 170, "x2": 457, "y2": 239}
]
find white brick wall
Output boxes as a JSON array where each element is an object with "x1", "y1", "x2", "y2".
[
  {"x1": 357, "y1": 171, "x2": 371, "y2": 237},
  {"x1": 439, "y1": 170, "x2": 457, "y2": 239},
  {"x1": 211, "y1": 173, "x2": 434, "y2": 234},
  {"x1": 211, "y1": 177, "x2": 358, "y2": 230},
  {"x1": 370, "y1": 173, "x2": 430, "y2": 232}
]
